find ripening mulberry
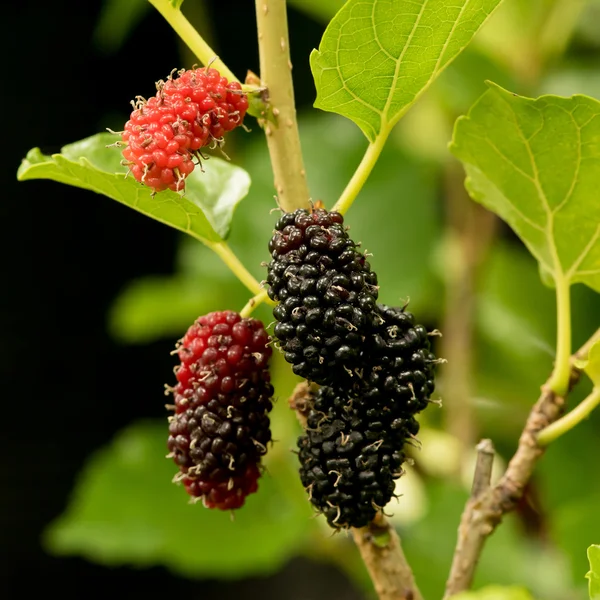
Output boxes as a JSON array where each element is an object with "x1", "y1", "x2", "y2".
[
  {"x1": 266, "y1": 208, "x2": 379, "y2": 386},
  {"x1": 297, "y1": 304, "x2": 438, "y2": 529},
  {"x1": 121, "y1": 67, "x2": 248, "y2": 193},
  {"x1": 167, "y1": 311, "x2": 274, "y2": 510}
]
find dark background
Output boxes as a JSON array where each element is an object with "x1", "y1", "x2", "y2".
[{"x1": 1, "y1": 1, "x2": 360, "y2": 597}]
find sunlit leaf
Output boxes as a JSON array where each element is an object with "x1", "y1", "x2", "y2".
[
  {"x1": 451, "y1": 83, "x2": 600, "y2": 291},
  {"x1": 310, "y1": 0, "x2": 503, "y2": 141},
  {"x1": 450, "y1": 585, "x2": 535, "y2": 600},
  {"x1": 588, "y1": 545, "x2": 600, "y2": 600},
  {"x1": 17, "y1": 133, "x2": 251, "y2": 242}
]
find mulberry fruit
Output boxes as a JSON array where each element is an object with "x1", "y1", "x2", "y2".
[
  {"x1": 358, "y1": 303, "x2": 437, "y2": 413},
  {"x1": 159, "y1": 67, "x2": 249, "y2": 140},
  {"x1": 298, "y1": 386, "x2": 416, "y2": 529},
  {"x1": 167, "y1": 311, "x2": 274, "y2": 510},
  {"x1": 121, "y1": 67, "x2": 248, "y2": 193},
  {"x1": 297, "y1": 304, "x2": 438, "y2": 529},
  {"x1": 266, "y1": 208, "x2": 379, "y2": 386}
]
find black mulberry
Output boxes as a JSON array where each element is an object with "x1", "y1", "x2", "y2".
[{"x1": 266, "y1": 208, "x2": 379, "y2": 386}]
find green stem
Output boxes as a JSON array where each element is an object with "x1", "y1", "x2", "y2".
[
  {"x1": 255, "y1": 0, "x2": 310, "y2": 212},
  {"x1": 547, "y1": 275, "x2": 572, "y2": 396},
  {"x1": 208, "y1": 241, "x2": 263, "y2": 296},
  {"x1": 148, "y1": 0, "x2": 237, "y2": 82},
  {"x1": 537, "y1": 386, "x2": 600, "y2": 446},
  {"x1": 240, "y1": 289, "x2": 271, "y2": 318},
  {"x1": 332, "y1": 132, "x2": 388, "y2": 215}
]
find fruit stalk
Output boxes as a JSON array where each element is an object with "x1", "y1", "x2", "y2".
[
  {"x1": 255, "y1": 0, "x2": 310, "y2": 212},
  {"x1": 443, "y1": 328, "x2": 600, "y2": 598},
  {"x1": 148, "y1": 0, "x2": 237, "y2": 83}
]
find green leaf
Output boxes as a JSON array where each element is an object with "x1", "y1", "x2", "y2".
[
  {"x1": 451, "y1": 83, "x2": 600, "y2": 292},
  {"x1": 17, "y1": 133, "x2": 251, "y2": 242},
  {"x1": 450, "y1": 585, "x2": 535, "y2": 600},
  {"x1": 588, "y1": 545, "x2": 600, "y2": 600},
  {"x1": 45, "y1": 419, "x2": 313, "y2": 578},
  {"x1": 310, "y1": 0, "x2": 504, "y2": 142},
  {"x1": 170, "y1": 0, "x2": 184, "y2": 8},
  {"x1": 108, "y1": 275, "x2": 246, "y2": 344}
]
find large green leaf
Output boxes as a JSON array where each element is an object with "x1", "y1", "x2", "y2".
[
  {"x1": 17, "y1": 133, "x2": 251, "y2": 242},
  {"x1": 310, "y1": 0, "x2": 504, "y2": 142},
  {"x1": 451, "y1": 83, "x2": 600, "y2": 292},
  {"x1": 44, "y1": 417, "x2": 312, "y2": 578},
  {"x1": 589, "y1": 545, "x2": 600, "y2": 600}
]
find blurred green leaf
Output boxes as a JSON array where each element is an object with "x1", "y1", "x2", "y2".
[
  {"x1": 450, "y1": 585, "x2": 535, "y2": 600},
  {"x1": 45, "y1": 418, "x2": 313, "y2": 578},
  {"x1": 108, "y1": 276, "x2": 246, "y2": 344},
  {"x1": 288, "y1": 0, "x2": 345, "y2": 22},
  {"x1": 588, "y1": 545, "x2": 600, "y2": 600},
  {"x1": 93, "y1": 0, "x2": 149, "y2": 53},
  {"x1": 475, "y1": 0, "x2": 586, "y2": 75},
  {"x1": 573, "y1": 340, "x2": 600, "y2": 386},
  {"x1": 17, "y1": 133, "x2": 251, "y2": 242},
  {"x1": 451, "y1": 84, "x2": 600, "y2": 292},
  {"x1": 473, "y1": 242, "x2": 556, "y2": 429},
  {"x1": 310, "y1": 0, "x2": 503, "y2": 142},
  {"x1": 542, "y1": 65, "x2": 600, "y2": 100}
]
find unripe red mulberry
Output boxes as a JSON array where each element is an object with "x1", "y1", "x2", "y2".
[
  {"x1": 120, "y1": 67, "x2": 248, "y2": 193},
  {"x1": 167, "y1": 311, "x2": 274, "y2": 510}
]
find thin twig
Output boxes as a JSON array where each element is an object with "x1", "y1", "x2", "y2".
[
  {"x1": 470, "y1": 439, "x2": 495, "y2": 497},
  {"x1": 289, "y1": 383, "x2": 423, "y2": 600},
  {"x1": 254, "y1": 0, "x2": 310, "y2": 212},
  {"x1": 444, "y1": 328, "x2": 600, "y2": 598}
]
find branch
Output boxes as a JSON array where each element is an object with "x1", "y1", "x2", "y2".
[
  {"x1": 444, "y1": 329, "x2": 600, "y2": 598},
  {"x1": 289, "y1": 383, "x2": 423, "y2": 600},
  {"x1": 352, "y1": 514, "x2": 423, "y2": 600},
  {"x1": 254, "y1": 0, "x2": 310, "y2": 213}
]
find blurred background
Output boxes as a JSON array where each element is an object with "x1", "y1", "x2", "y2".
[{"x1": 3, "y1": 0, "x2": 600, "y2": 598}]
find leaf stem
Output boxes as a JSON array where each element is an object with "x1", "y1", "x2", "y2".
[
  {"x1": 548, "y1": 276, "x2": 572, "y2": 396},
  {"x1": 537, "y1": 386, "x2": 600, "y2": 446},
  {"x1": 208, "y1": 241, "x2": 264, "y2": 297},
  {"x1": 147, "y1": 0, "x2": 237, "y2": 82},
  {"x1": 332, "y1": 133, "x2": 388, "y2": 215},
  {"x1": 255, "y1": 0, "x2": 310, "y2": 212},
  {"x1": 240, "y1": 289, "x2": 271, "y2": 318}
]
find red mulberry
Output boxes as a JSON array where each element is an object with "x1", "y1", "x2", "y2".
[{"x1": 167, "y1": 311, "x2": 274, "y2": 510}]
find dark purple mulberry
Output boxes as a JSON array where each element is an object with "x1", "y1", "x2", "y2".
[{"x1": 266, "y1": 208, "x2": 379, "y2": 386}]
